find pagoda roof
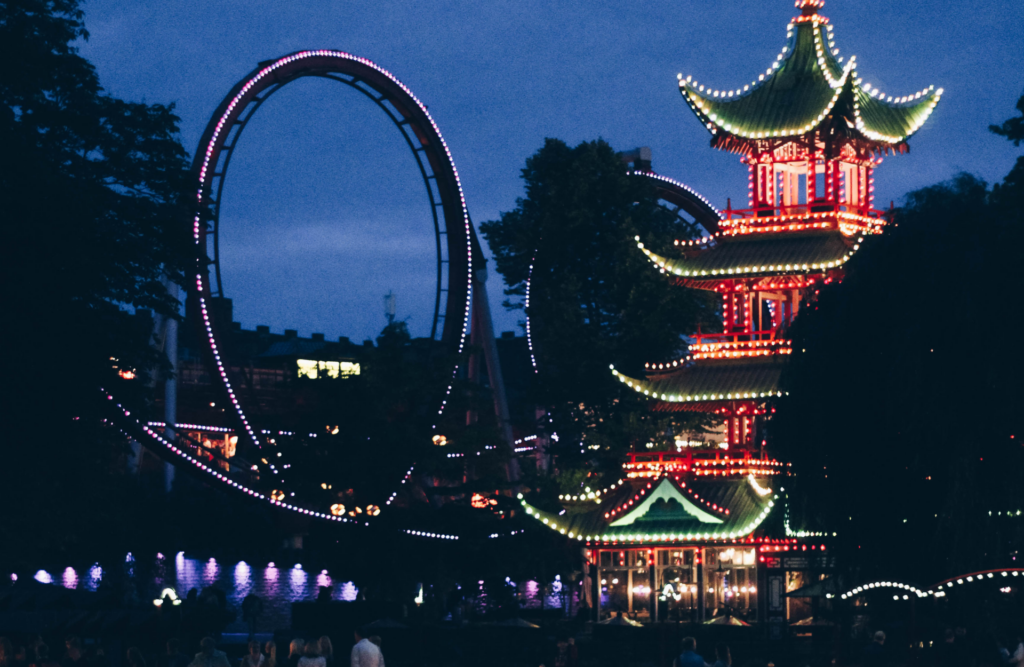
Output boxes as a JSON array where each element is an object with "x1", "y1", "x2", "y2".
[
  {"x1": 639, "y1": 230, "x2": 862, "y2": 282},
  {"x1": 677, "y1": 3, "x2": 941, "y2": 150},
  {"x1": 612, "y1": 355, "x2": 786, "y2": 406},
  {"x1": 517, "y1": 476, "x2": 779, "y2": 543}
]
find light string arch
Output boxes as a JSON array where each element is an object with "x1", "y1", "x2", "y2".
[
  {"x1": 104, "y1": 391, "x2": 467, "y2": 541},
  {"x1": 189, "y1": 50, "x2": 476, "y2": 458},
  {"x1": 829, "y1": 569, "x2": 1024, "y2": 602},
  {"x1": 523, "y1": 171, "x2": 720, "y2": 375}
]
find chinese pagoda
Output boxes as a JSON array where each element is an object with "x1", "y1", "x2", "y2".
[{"x1": 517, "y1": 0, "x2": 940, "y2": 630}]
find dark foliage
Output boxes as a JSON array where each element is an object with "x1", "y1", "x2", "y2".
[
  {"x1": 0, "y1": 0, "x2": 197, "y2": 566},
  {"x1": 263, "y1": 321, "x2": 510, "y2": 509},
  {"x1": 775, "y1": 95, "x2": 1024, "y2": 581},
  {"x1": 480, "y1": 138, "x2": 719, "y2": 473}
]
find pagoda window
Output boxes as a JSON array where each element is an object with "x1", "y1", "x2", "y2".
[
  {"x1": 756, "y1": 163, "x2": 774, "y2": 211},
  {"x1": 839, "y1": 162, "x2": 860, "y2": 208},
  {"x1": 704, "y1": 547, "x2": 758, "y2": 623},
  {"x1": 866, "y1": 166, "x2": 875, "y2": 209},
  {"x1": 774, "y1": 163, "x2": 807, "y2": 210},
  {"x1": 860, "y1": 165, "x2": 870, "y2": 210},
  {"x1": 655, "y1": 548, "x2": 700, "y2": 621},
  {"x1": 597, "y1": 548, "x2": 653, "y2": 622},
  {"x1": 813, "y1": 162, "x2": 826, "y2": 203}
]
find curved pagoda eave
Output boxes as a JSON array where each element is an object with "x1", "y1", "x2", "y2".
[
  {"x1": 611, "y1": 362, "x2": 786, "y2": 406},
  {"x1": 516, "y1": 482, "x2": 780, "y2": 544},
  {"x1": 637, "y1": 230, "x2": 865, "y2": 283},
  {"x1": 677, "y1": 9, "x2": 941, "y2": 150}
]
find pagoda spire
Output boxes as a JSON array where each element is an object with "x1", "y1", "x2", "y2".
[
  {"x1": 611, "y1": 0, "x2": 943, "y2": 446},
  {"x1": 676, "y1": 2, "x2": 941, "y2": 155},
  {"x1": 796, "y1": 0, "x2": 825, "y2": 17}
]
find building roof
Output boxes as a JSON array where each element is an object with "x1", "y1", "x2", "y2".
[
  {"x1": 640, "y1": 230, "x2": 859, "y2": 282},
  {"x1": 258, "y1": 339, "x2": 329, "y2": 358},
  {"x1": 257, "y1": 338, "x2": 363, "y2": 360},
  {"x1": 677, "y1": 3, "x2": 941, "y2": 149},
  {"x1": 612, "y1": 355, "x2": 786, "y2": 406},
  {"x1": 517, "y1": 476, "x2": 779, "y2": 543}
]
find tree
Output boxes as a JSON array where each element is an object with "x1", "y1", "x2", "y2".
[
  {"x1": 480, "y1": 138, "x2": 719, "y2": 472},
  {"x1": 774, "y1": 95, "x2": 1024, "y2": 581},
  {"x1": 0, "y1": 0, "x2": 194, "y2": 565}
]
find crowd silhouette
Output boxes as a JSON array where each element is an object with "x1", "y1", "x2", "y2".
[{"x1": 0, "y1": 634, "x2": 381, "y2": 667}]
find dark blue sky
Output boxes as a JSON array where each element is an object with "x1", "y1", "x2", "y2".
[{"x1": 80, "y1": 0, "x2": 1023, "y2": 342}]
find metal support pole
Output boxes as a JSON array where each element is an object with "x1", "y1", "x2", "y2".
[
  {"x1": 472, "y1": 267, "x2": 520, "y2": 483},
  {"x1": 649, "y1": 560, "x2": 656, "y2": 620},
  {"x1": 162, "y1": 276, "x2": 179, "y2": 493},
  {"x1": 697, "y1": 554, "x2": 705, "y2": 623}
]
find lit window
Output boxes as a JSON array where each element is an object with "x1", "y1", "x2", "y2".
[
  {"x1": 297, "y1": 359, "x2": 319, "y2": 379},
  {"x1": 297, "y1": 359, "x2": 361, "y2": 379}
]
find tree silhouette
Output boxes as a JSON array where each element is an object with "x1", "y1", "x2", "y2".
[
  {"x1": 480, "y1": 138, "x2": 719, "y2": 476},
  {"x1": 0, "y1": 0, "x2": 194, "y2": 564},
  {"x1": 774, "y1": 94, "x2": 1024, "y2": 581}
]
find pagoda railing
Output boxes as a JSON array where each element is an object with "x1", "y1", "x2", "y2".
[
  {"x1": 690, "y1": 329, "x2": 780, "y2": 345},
  {"x1": 623, "y1": 450, "x2": 788, "y2": 477},
  {"x1": 724, "y1": 202, "x2": 888, "y2": 221},
  {"x1": 716, "y1": 202, "x2": 891, "y2": 237}
]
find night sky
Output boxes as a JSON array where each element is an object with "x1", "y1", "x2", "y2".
[{"x1": 79, "y1": 0, "x2": 1023, "y2": 343}]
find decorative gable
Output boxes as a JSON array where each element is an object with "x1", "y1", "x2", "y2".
[{"x1": 609, "y1": 478, "x2": 724, "y2": 527}]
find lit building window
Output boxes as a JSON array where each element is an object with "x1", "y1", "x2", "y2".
[{"x1": 297, "y1": 359, "x2": 361, "y2": 379}]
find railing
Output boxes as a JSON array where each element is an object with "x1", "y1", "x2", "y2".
[
  {"x1": 690, "y1": 329, "x2": 781, "y2": 345},
  {"x1": 152, "y1": 424, "x2": 261, "y2": 487},
  {"x1": 625, "y1": 450, "x2": 785, "y2": 468},
  {"x1": 712, "y1": 202, "x2": 892, "y2": 238},
  {"x1": 723, "y1": 202, "x2": 889, "y2": 221}
]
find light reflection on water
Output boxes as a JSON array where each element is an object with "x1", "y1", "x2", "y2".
[
  {"x1": 338, "y1": 581, "x2": 358, "y2": 602},
  {"x1": 86, "y1": 564, "x2": 103, "y2": 591},
  {"x1": 288, "y1": 564, "x2": 307, "y2": 598},
  {"x1": 53, "y1": 555, "x2": 359, "y2": 632},
  {"x1": 202, "y1": 558, "x2": 220, "y2": 585},
  {"x1": 470, "y1": 578, "x2": 575, "y2": 615},
  {"x1": 234, "y1": 562, "x2": 253, "y2": 596},
  {"x1": 519, "y1": 579, "x2": 570, "y2": 610},
  {"x1": 49, "y1": 556, "x2": 575, "y2": 628}
]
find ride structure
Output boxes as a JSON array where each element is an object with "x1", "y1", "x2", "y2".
[
  {"x1": 115, "y1": 50, "x2": 527, "y2": 540},
  {"x1": 188, "y1": 51, "x2": 476, "y2": 452},
  {"x1": 518, "y1": 0, "x2": 940, "y2": 631}
]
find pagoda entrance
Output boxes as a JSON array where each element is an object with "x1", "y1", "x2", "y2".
[
  {"x1": 595, "y1": 546, "x2": 760, "y2": 624},
  {"x1": 655, "y1": 548, "x2": 701, "y2": 622}
]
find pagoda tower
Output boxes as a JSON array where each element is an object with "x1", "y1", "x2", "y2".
[
  {"x1": 516, "y1": 0, "x2": 941, "y2": 629},
  {"x1": 613, "y1": 0, "x2": 942, "y2": 454}
]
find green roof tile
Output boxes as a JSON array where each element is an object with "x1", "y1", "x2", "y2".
[
  {"x1": 677, "y1": 12, "x2": 941, "y2": 146},
  {"x1": 639, "y1": 230, "x2": 860, "y2": 279},
  {"x1": 613, "y1": 356, "x2": 785, "y2": 405},
  {"x1": 518, "y1": 477, "x2": 778, "y2": 543}
]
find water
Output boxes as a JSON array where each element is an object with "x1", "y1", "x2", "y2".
[
  {"x1": 30, "y1": 556, "x2": 577, "y2": 629},
  {"x1": 33, "y1": 554, "x2": 359, "y2": 632}
]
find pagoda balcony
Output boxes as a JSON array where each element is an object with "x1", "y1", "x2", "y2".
[
  {"x1": 623, "y1": 450, "x2": 788, "y2": 478},
  {"x1": 645, "y1": 336, "x2": 791, "y2": 373},
  {"x1": 689, "y1": 329, "x2": 784, "y2": 346},
  {"x1": 719, "y1": 202, "x2": 890, "y2": 237}
]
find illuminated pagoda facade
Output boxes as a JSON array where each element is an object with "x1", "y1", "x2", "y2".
[{"x1": 518, "y1": 0, "x2": 940, "y2": 630}]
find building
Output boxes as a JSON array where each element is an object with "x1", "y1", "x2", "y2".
[
  {"x1": 517, "y1": 0, "x2": 940, "y2": 632},
  {"x1": 177, "y1": 299, "x2": 366, "y2": 417},
  {"x1": 154, "y1": 297, "x2": 542, "y2": 476}
]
